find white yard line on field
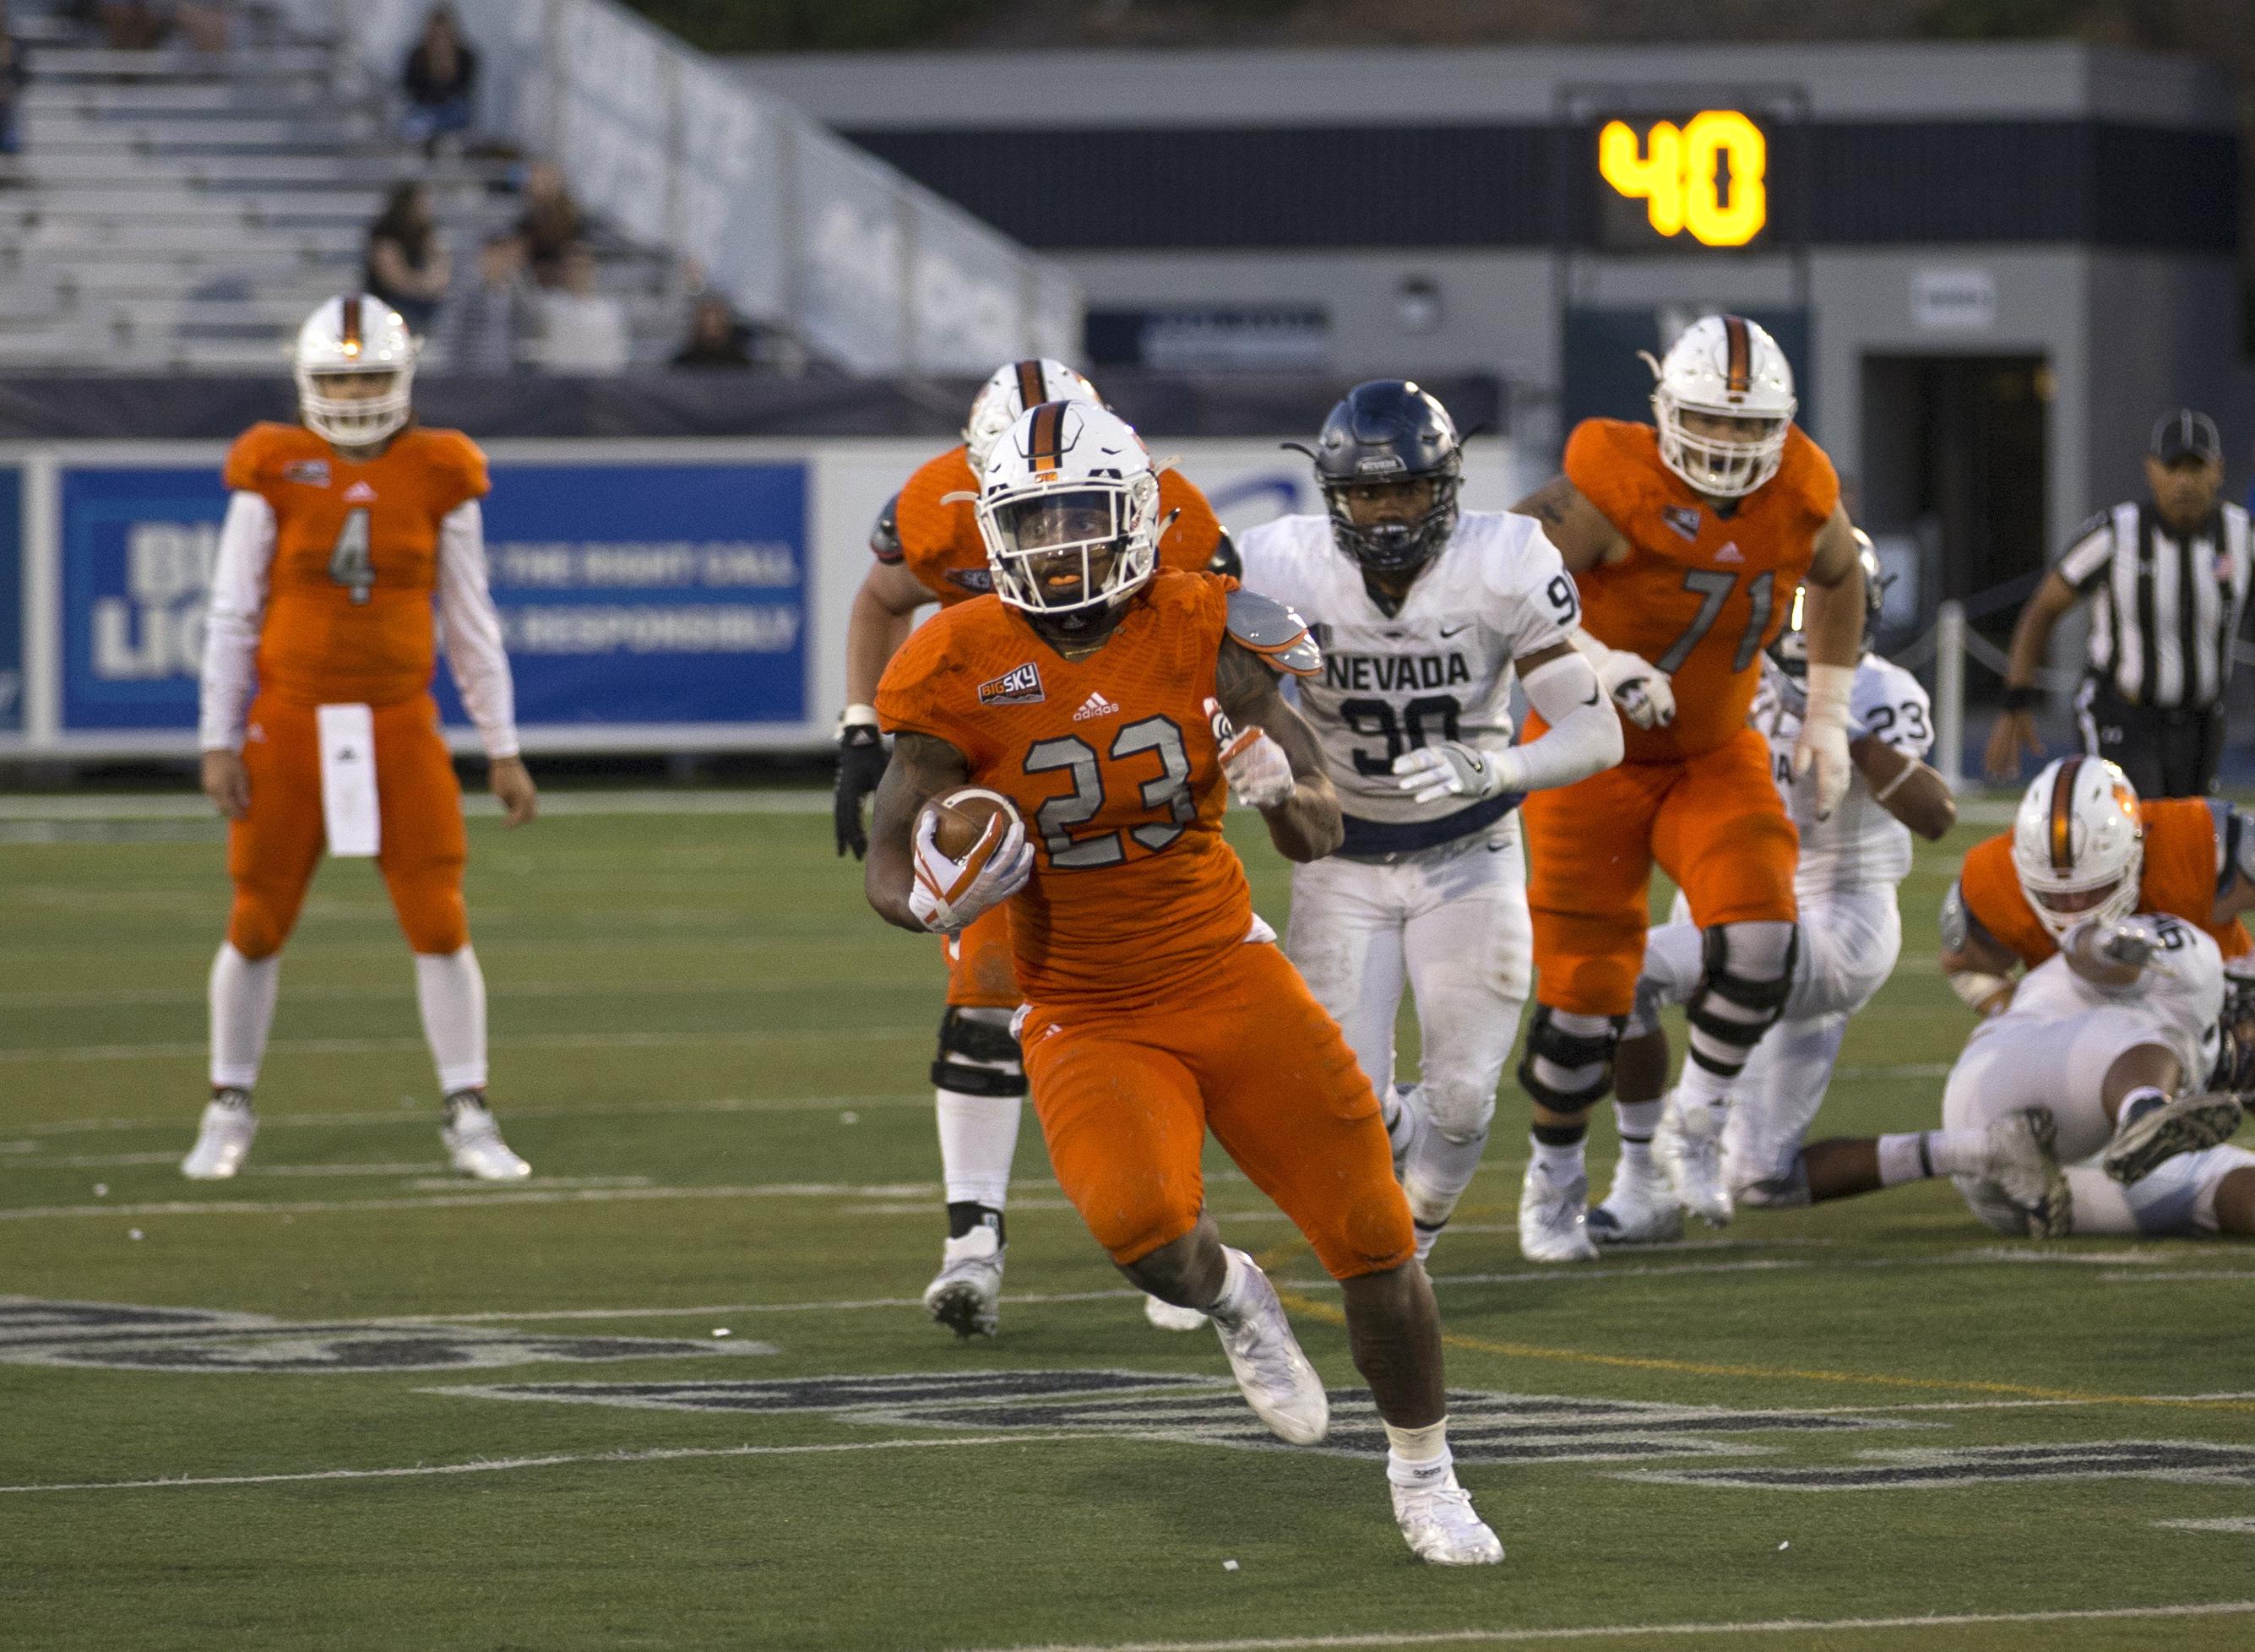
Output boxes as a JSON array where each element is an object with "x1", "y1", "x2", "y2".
[
  {"x1": 947, "y1": 1600, "x2": 2255, "y2": 1652},
  {"x1": 2160, "y1": 1518, "x2": 2255, "y2": 1534},
  {"x1": 16, "y1": 1092, "x2": 936, "y2": 1135},
  {"x1": 0, "y1": 1182, "x2": 948, "y2": 1220},
  {"x1": 0, "y1": 975, "x2": 924, "y2": 1011},
  {"x1": 0, "y1": 1026, "x2": 932, "y2": 1064},
  {"x1": 0, "y1": 1433, "x2": 1097, "y2": 1496},
  {"x1": 0, "y1": 789, "x2": 831, "y2": 823}
]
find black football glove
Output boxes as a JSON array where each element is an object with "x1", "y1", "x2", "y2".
[{"x1": 834, "y1": 722, "x2": 888, "y2": 858}]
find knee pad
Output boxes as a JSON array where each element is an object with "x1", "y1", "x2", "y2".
[
  {"x1": 1686, "y1": 922, "x2": 1798, "y2": 1062},
  {"x1": 1415, "y1": 1075, "x2": 1494, "y2": 1144},
  {"x1": 394, "y1": 884, "x2": 470, "y2": 955},
  {"x1": 226, "y1": 884, "x2": 301, "y2": 960},
  {"x1": 1516, "y1": 1006, "x2": 1625, "y2": 1114},
  {"x1": 932, "y1": 1005, "x2": 1027, "y2": 1098}
]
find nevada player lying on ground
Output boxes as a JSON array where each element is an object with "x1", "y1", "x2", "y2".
[
  {"x1": 185, "y1": 296, "x2": 536, "y2": 1182},
  {"x1": 1592, "y1": 540, "x2": 1955, "y2": 1242},
  {"x1": 866, "y1": 399, "x2": 1502, "y2": 1565},
  {"x1": 830, "y1": 357, "x2": 1231, "y2": 1340},
  {"x1": 1239, "y1": 380, "x2": 1621, "y2": 1260},
  {"x1": 1508, "y1": 315, "x2": 1868, "y2": 1263},
  {"x1": 1787, "y1": 758, "x2": 2255, "y2": 1226}
]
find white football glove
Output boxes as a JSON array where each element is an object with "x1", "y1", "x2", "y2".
[
  {"x1": 2073, "y1": 913, "x2": 2168, "y2": 971},
  {"x1": 1582, "y1": 642, "x2": 1675, "y2": 731},
  {"x1": 1791, "y1": 663, "x2": 1853, "y2": 820},
  {"x1": 1204, "y1": 696, "x2": 1297, "y2": 809},
  {"x1": 908, "y1": 806, "x2": 1033, "y2": 934},
  {"x1": 1391, "y1": 740, "x2": 1518, "y2": 805}
]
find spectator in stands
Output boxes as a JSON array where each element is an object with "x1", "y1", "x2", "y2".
[
  {"x1": 515, "y1": 160, "x2": 584, "y2": 288},
  {"x1": 0, "y1": 6, "x2": 26, "y2": 163},
  {"x1": 92, "y1": 3, "x2": 168, "y2": 50},
  {"x1": 175, "y1": 3, "x2": 229, "y2": 52},
  {"x1": 530, "y1": 243, "x2": 629, "y2": 374},
  {"x1": 446, "y1": 231, "x2": 529, "y2": 373},
  {"x1": 363, "y1": 181, "x2": 452, "y2": 335},
  {"x1": 400, "y1": 5, "x2": 478, "y2": 156},
  {"x1": 671, "y1": 294, "x2": 753, "y2": 370}
]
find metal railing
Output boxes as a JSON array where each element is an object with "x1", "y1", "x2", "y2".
[{"x1": 275, "y1": 0, "x2": 1082, "y2": 373}]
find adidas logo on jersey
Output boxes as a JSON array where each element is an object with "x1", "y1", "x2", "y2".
[
  {"x1": 1713, "y1": 541, "x2": 1745, "y2": 564},
  {"x1": 343, "y1": 481, "x2": 378, "y2": 503},
  {"x1": 976, "y1": 662, "x2": 1045, "y2": 706},
  {"x1": 1072, "y1": 690, "x2": 1121, "y2": 723}
]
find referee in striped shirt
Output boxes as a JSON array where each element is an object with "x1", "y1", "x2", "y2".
[{"x1": 1987, "y1": 410, "x2": 2250, "y2": 797}]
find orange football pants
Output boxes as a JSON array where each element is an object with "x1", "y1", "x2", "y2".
[
  {"x1": 1019, "y1": 940, "x2": 1415, "y2": 1280},
  {"x1": 941, "y1": 905, "x2": 1019, "y2": 1008},
  {"x1": 1521, "y1": 724, "x2": 1799, "y2": 1018},
  {"x1": 226, "y1": 691, "x2": 470, "y2": 959}
]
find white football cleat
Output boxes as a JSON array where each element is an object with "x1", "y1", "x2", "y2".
[
  {"x1": 1586, "y1": 1153, "x2": 1683, "y2": 1245},
  {"x1": 1660, "y1": 1093, "x2": 1734, "y2": 1227},
  {"x1": 1985, "y1": 1106, "x2": 2072, "y2": 1238},
  {"x1": 441, "y1": 1095, "x2": 532, "y2": 1182},
  {"x1": 1211, "y1": 1248, "x2": 1328, "y2": 1444},
  {"x1": 1383, "y1": 1081, "x2": 1421, "y2": 1182},
  {"x1": 2102, "y1": 1091, "x2": 2245, "y2": 1186},
  {"x1": 181, "y1": 1092, "x2": 257, "y2": 1180},
  {"x1": 923, "y1": 1223, "x2": 1003, "y2": 1339},
  {"x1": 1392, "y1": 1475, "x2": 1505, "y2": 1566},
  {"x1": 1518, "y1": 1157, "x2": 1598, "y2": 1263},
  {"x1": 1144, "y1": 1293, "x2": 1209, "y2": 1332}
]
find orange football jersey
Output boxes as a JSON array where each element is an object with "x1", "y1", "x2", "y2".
[
  {"x1": 887, "y1": 444, "x2": 1223, "y2": 607},
  {"x1": 225, "y1": 421, "x2": 489, "y2": 707},
  {"x1": 1957, "y1": 797, "x2": 2252, "y2": 968},
  {"x1": 1566, "y1": 418, "x2": 1839, "y2": 762},
  {"x1": 875, "y1": 569, "x2": 1253, "y2": 1009}
]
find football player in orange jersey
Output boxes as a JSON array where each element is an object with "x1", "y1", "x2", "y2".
[
  {"x1": 182, "y1": 295, "x2": 537, "y2": 1182},
  {"x1": 1778, "y1": 758, "x2": 2255, "y2": 1237},
  {"x1": 833, "y1": 357, "x2": 1234, "y2": 1340},
  {"x1": 866, "y1": 401, "x2": 1503, "y2": 1565},
  {"x1": 1508, "y1": 315, "x2": 1867, "y2": 1261}
]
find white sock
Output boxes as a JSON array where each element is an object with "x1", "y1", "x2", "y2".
[
  {"x1": 209, "y1": 942, "x2": 280, "y2": 1091},
  {"x1": 1529, "y1": 1133, "x2": 1584, "y2": 1180},
  {"x1": 413, "y1": 946, "x2": 487, "y2": 1095},
  {"x1": 1384, "y1": 1417, "x2": 1456, "y2": 1489},
  {"x1": 1877, "y1": 1129, "x2": 1986, "y2": 1186},
  {"x1": 1673, "y1": 1060, "x2": 1736, "y2": 1113},
  {"x1": 935, "y1": 1088, "x2": 1020, "y2": 1209},
  {"x1": 1615, "y1": 1099, "x2": 1662, "y2": 1169}
]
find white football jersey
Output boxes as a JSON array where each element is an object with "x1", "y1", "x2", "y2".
[
  {"x1": 1752, "y1": 653, "x2": 1932, "y2": 896},
  {"x1": 1975, "y1": 914, "x2": 2225, "y2": 1089},
  {"x1": 1238, "y1": 510, "x2": 1579, "y2": 826}
]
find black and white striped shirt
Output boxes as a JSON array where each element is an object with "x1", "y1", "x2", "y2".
[{"x1": 2059, "y1": 501, "x2": 2253, "y2": 709}]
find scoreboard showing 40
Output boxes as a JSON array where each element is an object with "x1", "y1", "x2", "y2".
[{"x1": 1597, "y1": 109, "x2": 1769, "y2": 249}]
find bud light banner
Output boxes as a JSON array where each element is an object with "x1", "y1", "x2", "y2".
[{"x1": 53, "y1": 457, "x2": 810, "y2": 742}]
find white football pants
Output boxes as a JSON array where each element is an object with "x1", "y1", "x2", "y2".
[
  {"x1": 1636, "y1": 883, "x2": 1902, "y2": 1205},
  {"x1": 1942, "y1": 1008, "x2": 2252, "y2": 1236},
  {"x1": 1285, "y1": 820, "x2": 1531, "y2": 1225}
]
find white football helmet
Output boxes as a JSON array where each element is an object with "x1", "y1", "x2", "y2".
[
  {"x1": 2010, "y1": 756, "x2": 2145, "y2": 942},
  {"x1": 294, "y1": 294, "x2": 416, "y2": 448},
  {"x1": 975, "y1": 400, "x2": 1160, "y2": 619},
  {"x1": 1649, "y1": 314, "x2": 1796, "y2": 498},
  {"x1": 964, "y1": 357, "x2": 1101, "y2": 471}
]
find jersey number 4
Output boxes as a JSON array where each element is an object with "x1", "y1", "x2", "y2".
[
  {"x1": 1024, "y1": 717, "x2": 1194, "y2": 870},
  {"x1": 1657, "y1": 568, "x2": 1774, "y2": 675},
  {"x1": 328, "y1": 508, "x2": 374, "y2": 604}
]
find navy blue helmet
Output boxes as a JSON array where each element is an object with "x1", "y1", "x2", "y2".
[{"x1": 1302, "y1": 379, "x2": 1464, "y2": 575}]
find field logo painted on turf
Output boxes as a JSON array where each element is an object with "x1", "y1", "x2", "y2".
[
  {"x1": 0, "y1": 1298, "x2": 776, "y2": 1374},
  {"x1": 433, "y1": 1368, "x2": 1931, "y2": 1467}
]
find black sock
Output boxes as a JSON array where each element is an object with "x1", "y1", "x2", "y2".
[
  {"x1": 211, "y1": 1086, "x2": 252, "y2": 1110},
  {"x1": 444, "y1": 1089, "x2": 486, "y2": 1116},
  {"x1": 947, "y1": 1201, "x2": 1006, "y2": 1246},
  {"x1": 1530, "y1": 1120, "x2": 1589, "y2": 1149}
]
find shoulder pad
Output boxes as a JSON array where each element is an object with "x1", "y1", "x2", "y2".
[
  {"x1": 869, "y1": 492, "x2": 905, "y2": 563},
  {"x1": 1206, "y1": 526, "x2": 1242, "y2": 580},
  {"x1": 1225, "y1": 587, "x2": 1322, "y2": 677}
]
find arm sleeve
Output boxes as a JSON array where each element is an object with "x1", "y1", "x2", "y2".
[
  {"x1": 198, "y1": 490, "x2": 276, "y2": 753},
  {"x1": 2057, "y1": 513, "x2": 2116, "y2": 595},
  {"x1": 435, "y1": 500, "x2": 521, "y2": 759},
  {"x1": 1502, "y1": 650, "x2": 1622, "y2": 792}
]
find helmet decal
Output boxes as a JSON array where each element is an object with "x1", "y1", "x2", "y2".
[
  {"x1": 1723, "y1": 314, "x2": 1751, "y2": 395},
  {"x1": 340, "y1": 293, "x2": 363, "y2": 355},
  {"x1": 1013, "y1": 358, "x2": 1046, "y2": 410},
  {"x1": 2048, "y1": 755, "x2": 2082, "y2": 875}
]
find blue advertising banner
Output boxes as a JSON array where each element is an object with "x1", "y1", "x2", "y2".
[
  {"x1": 0, "y1": 464, "x2": 20, "y2": 736},
  {"x1": 55, "y1": 457, "x2": 809, "y2": 738}
]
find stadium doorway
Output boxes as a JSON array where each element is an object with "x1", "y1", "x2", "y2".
[{"x1": 1857, "y1": 354, "x2": 2051, "y2": 649}]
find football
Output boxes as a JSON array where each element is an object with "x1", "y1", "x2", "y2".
[{"x1": 921, "y1": 786, "x2": 1020, "y2": 860}]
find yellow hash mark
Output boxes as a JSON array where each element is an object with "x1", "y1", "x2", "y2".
[{"x1": 1269, "y1": 1285, "x2": 2255, "y2": 1416}]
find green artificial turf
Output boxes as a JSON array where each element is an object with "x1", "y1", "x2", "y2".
[{"x1": 1, "y1": 802, "x2": 2249, "y2": 1651}]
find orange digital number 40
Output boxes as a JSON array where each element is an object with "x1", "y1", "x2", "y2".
[{"x1": 1598, "y1": 111, "x2": 1768, "y2": 248}]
